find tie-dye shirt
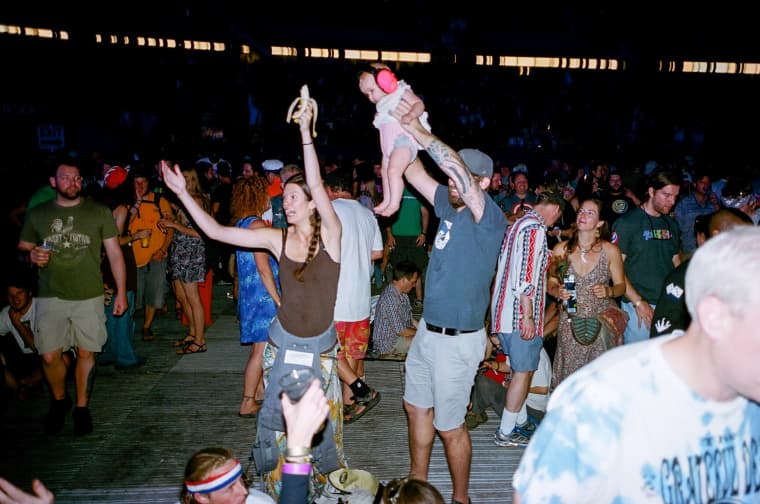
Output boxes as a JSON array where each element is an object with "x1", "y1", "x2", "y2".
[{"x1": 514, "y1": 331, "x2": 760, "y2": 503}]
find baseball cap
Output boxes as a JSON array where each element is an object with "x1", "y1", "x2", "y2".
[
  {"x1": 457, "y1": 148, "x2": 493, "y2": 178},
  {"x1": 104, "y1": 166, "x2": 128, "y2": 189},
  {"x1": 262, "y1": 159, "x2": 284, "y2": 172}
]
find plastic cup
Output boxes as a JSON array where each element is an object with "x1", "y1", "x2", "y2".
[
  {"x1": 38, "y1": 240, "x2": 54, "y2": 267},
  {"x1": 278, "y1": 368, "x2": 317, "y2": 402},
  {"x1": 139, "y1": 230, "x2": 150, "y2": 248}
]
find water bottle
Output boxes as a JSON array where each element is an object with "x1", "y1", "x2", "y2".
[{"x1": 564, "y1": 273, "x2": 577, "y2": 313}]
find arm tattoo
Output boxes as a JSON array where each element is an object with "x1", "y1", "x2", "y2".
[{"x1": 427, "y1": 140, "x2": 472, "y2": 194}]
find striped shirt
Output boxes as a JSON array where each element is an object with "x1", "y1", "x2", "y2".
[{"x1": 491, "y1": 209, "x2": 551, "y2": 335}]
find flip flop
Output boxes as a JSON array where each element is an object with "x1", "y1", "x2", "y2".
[{"x1": 344, "y1": 390, "x2": 381, "y2": 424}]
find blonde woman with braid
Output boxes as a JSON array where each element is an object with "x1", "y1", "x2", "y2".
[{"x1": 162, "y1": 100, "x2": 344, "y2": 501}]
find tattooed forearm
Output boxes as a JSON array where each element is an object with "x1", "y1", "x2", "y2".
[{"x1": 427, "y1": 140, "x2": 472, "y2": 193}]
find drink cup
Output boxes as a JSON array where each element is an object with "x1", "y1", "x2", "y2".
[
  {"x1": 38, "y1": 240, "x2": 54, "y2": 267},
  {"x1": 278, "y1": 368, "x2": 318, "y2": 402},
  {"x1": 139, "y1": 229, "x2": 151, "y2": 248}
]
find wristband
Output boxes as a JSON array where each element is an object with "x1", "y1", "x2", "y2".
[
  {"x1": 633, "y1": 299, "x2": 643, "y2": 308},
  {"x1": 282, "y1": 463, "x2": 312, "y2": 475},
  {"x1": 285, "y1": 455, "x2": 313, "y2": 464},
  {"x1": 285, "y1": 446, "x2": 312, "y2": 458},
  {"x1": 303, "y1": 142, "x2": 313, "y2": 146}
]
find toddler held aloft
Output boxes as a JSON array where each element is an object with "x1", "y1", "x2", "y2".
[{"x1": 358, "y1": 62, "x2": 430, "y2": 217}]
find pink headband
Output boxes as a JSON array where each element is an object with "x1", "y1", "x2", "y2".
[{"x1": 185, "y1": 460, "x2": 242, "y2": 494}]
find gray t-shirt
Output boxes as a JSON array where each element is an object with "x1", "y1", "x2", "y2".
[{"x1": 423, "y1": 185, "x2": 507, "y2": 329}]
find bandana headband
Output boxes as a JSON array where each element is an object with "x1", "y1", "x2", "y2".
[{"x1": 185, "y1": 460, "x2": 242, "y2": 494}]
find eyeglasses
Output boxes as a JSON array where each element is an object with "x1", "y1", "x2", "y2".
[{"x1": 57, "y1": 175, "x2": 83, "y2": 183}]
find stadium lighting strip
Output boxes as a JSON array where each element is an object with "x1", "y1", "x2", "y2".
[
  {"x1": 658, "y1": 59, "x2": 760, "y2": 75},
  {"x1": 2, "y1": 22, "x2": 759, "y2": 75}
]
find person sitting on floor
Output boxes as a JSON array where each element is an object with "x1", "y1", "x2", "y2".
[
  {"x1": 0, "y1": 272, "x2": 74, "y2": 402},
  {"x1": 371, "y1": 260, "x2": 420, "y2": 358},
  {"x1": 464, "y1": 343, "x2": 552, "y2": 431}
]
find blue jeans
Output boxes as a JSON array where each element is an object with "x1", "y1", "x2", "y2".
[
  {"x1": 101, "y1": 291, "x2": 140, "y2": 366},
  {"x1": 621, "y1": 300, "x2": 654, "y2": 345}
]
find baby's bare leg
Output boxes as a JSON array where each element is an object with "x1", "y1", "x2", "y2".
[
  {"x1": 375, "y1": 147, "x2": 412, "y2": 217},
  {"x1": 374, "y1": 157, "x2": 392, "y2": 214}
]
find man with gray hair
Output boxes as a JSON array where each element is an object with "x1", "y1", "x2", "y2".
[{"x1": 512, "y1": 225, "x2": 760, "y2": 503}]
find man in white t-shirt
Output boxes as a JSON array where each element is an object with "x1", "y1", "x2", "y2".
[
  {"x1": 0, "y1": 275, "x2": 73, "y2": 399},
  {"x1": 513, "y1": 226, "x2": 760, "y2": 503},
  {"x1": 325, "y1": 173, "x2": 384, "y2": 423},
  {"x1": 0, "y1": 276, "x2": 42, "y2": 398}
]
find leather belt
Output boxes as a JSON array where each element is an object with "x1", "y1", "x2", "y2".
[{"x1": 425, "y1": 321, "x2": 478, "y2": 336}]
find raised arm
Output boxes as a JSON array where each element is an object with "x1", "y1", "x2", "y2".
[
  {"x1": 296, "y1": 98, "x2": 341, "y2": 262},
  {"x1": 161, "y1": 161, "x2": 281, "y2": 256},
  {"x1": 391, "y1": 98, "x2": 487, "y2": 221}
]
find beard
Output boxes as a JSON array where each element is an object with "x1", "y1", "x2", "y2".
[
  {"x1": 448, "y1": 190, "x2": 465, "y2": 209},
  {"x1": 653, "y1": 199, "x2": 673, "y2": 216},
  {"x1": 58, "y1": 188, "x2": 81, "y2": 200}
]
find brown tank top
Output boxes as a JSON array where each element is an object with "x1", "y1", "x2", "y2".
[{"x1": 277, "y1": 229, "x2": 340, "y2": 336}]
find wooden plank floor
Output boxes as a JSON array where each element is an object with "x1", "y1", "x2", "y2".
[{"x1": 0, "y1": 285, "x2": 523, "y2": 503}]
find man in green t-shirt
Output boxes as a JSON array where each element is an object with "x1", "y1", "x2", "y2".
[
  {"x1": 18, "y1": 155, "x2": 127, "y2": 436},
  {"x1": 385, "y1": 184, "x2": 429, "y2": 308}
]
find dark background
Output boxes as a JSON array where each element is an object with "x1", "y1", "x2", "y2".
[{"x1": 2, "y1": 1, "x2": 759, "y2": 260}]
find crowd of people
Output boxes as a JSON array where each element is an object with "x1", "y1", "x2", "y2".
[{"x1": 2, "y1": 62, "x2": 760, "y2": 503}]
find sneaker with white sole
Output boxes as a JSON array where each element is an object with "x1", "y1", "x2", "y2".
[
  {"x1": 494, "y1": 426, "x2": 531, "y2": 447},
  {"x1": 515, "y1": 419, "x2": 537, "y2": 437}
]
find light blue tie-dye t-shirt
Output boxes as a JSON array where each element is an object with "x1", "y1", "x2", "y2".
[{"x1": 514, "y1": 331, "x2": 760, "y2": 503}]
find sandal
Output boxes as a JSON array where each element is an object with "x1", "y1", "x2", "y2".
[
  {"x1": 343, "y1": 389, "x2": 381, "y2": 424},
  {"x1": 142, "y1": 327, "x2": 155, "y2": 342},
  {"x1": 172, "y1": 335, "x2": 195, "y2": 347},
  {"x1": 176, "y1": 341, "x2": 207, "y2": 355}
]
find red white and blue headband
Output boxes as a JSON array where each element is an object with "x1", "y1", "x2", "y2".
[{"x1": 185, "y1": 460, "x2": 242, "y2": 494}]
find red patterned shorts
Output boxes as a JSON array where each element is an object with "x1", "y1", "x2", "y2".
[{"x1": 335, "y1": 319, "x2": 370, "y2": 360}]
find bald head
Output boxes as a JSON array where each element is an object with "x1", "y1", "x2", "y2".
[{"x1": 708, "y1": 208, "x2": 753, "y2": 236}]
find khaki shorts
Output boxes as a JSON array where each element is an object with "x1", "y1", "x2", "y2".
[
  {"x1": 35, "y1": 297, "x2": 107, "y2": 354},
  {"x1": 403, "y1": 319, "x2": 486, "y2": 432},
  {"x1": 391, "y1": 335, "x2": 412, "y2": 355}
]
